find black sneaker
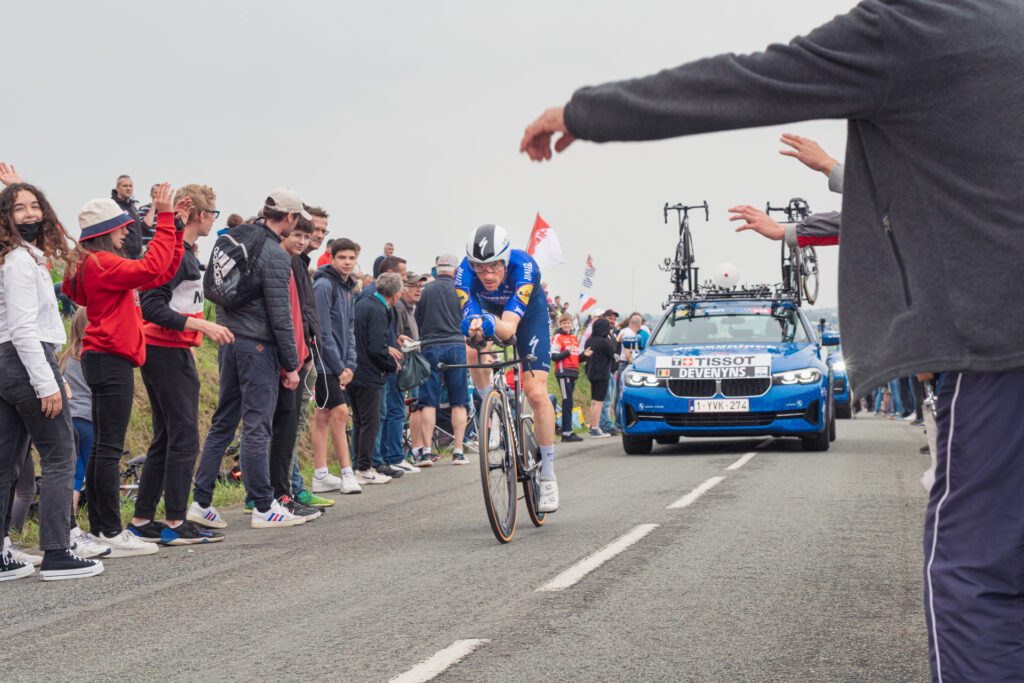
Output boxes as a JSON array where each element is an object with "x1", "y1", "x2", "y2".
[
  {"x1": 159, "y1": 521, "x2": 225, "y2": 546},
  {"x1": 606, "y1": 428, "x2": 620, "y2": 436},
  {"x1": 284, "y1": 497, "x2": 323, "y2": 521},
  {"x1": 561, "y1": 432, "x2": 583, "y2": 443},
  {"x1": 39, "y1": 549, "x2": 103, "y2": 581},
  {"x1": 377, "y1": 464, "x2": 404, "y2": 478},
  {"x1": 0, "y1": 550, "x2": 34, "y2": 582},
  {"x1": 126, "y1": 520, "x2": 166, "y2": 543}
]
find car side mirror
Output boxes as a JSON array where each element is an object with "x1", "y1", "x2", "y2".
[{"x1": 821, "y1": 330, "x2": 840, "y2": 346}]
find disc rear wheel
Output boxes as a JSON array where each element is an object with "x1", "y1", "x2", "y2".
[{"x1": 478, "y1": 389, "x2": 517, "y2": 543}]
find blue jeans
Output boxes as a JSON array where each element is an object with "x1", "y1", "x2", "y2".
[
  {"x1": 193, "y1": 337, "x2": 279, "y2": 511},
  {"x1": 372, "y1": 374, "x2": 406, "y2": 467},
  {"x1": 599, "y1": 370, "x2": 616, "y2": 431}
]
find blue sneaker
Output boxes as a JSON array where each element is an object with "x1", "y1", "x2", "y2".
[
  {"x1": 160, "y1": 521, "x2": 224, "y2": 546},
  {"x1": 126, "y1": 520, "x2": 166, "y2": 543}
]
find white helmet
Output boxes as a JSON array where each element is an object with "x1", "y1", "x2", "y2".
[{"x1": 466, "y1": 224, "x2": 511, "y2": 264}]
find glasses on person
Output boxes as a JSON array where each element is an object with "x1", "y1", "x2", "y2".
[
  {"x1": 203, "y1": 209, "x2": 221, "y2": 219},
  {"x1": 471, "y1": 261, "x2": 504, "y2": 275}
]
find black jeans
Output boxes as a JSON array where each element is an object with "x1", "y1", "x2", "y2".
[
  {"x1": 557, "y1": 375, "x2": 576, "y2": 435},
  {"x1": 348, "y1": 382, "x2": 382, "y2": 472},
  {"x1": 269, "y1": 364, "x2": 308, "y2": 499},
  {"x1": 0, "y1": 342, "x2": 74, "y2": 550},
  {"x1": 82, "y1": 350, "x2": 135, "y2": 537},
  {"x1": 137, "y1": 345, "x2": 200, "y2": 521}
]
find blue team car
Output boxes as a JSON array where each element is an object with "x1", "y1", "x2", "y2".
[{"x1": 616, "y1": 298, "x2": 838, "y2": 454}]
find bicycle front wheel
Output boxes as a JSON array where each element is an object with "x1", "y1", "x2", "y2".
[
  {"x1": 520, "y1": 416, "x2": 545, "y2": 528},
  {"x1": 478, "y1": 389, "x2": 517, "y2": 543}
]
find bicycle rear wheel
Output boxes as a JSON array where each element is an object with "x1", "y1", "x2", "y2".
[
  {"x1": 478, "y1": 389, "x2": 517, "y2": 543},
  {"x1": 520, "y1": 416, "x2": 546, "y2": 527}
]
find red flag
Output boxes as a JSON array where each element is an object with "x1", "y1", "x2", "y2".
[{"x1": 527, "y1": 214, "x2": 565, "y2": 268}]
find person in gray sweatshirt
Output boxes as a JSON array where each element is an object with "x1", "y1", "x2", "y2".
[{"x1": 520, "y1": 2, "x2": 1024, "y2": 679}]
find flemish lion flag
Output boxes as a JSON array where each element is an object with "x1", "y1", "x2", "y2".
[{"x1": 526, "y1": 213, "x2": 565, "y2": 268}]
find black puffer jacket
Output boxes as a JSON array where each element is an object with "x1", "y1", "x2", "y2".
[
  {"x1": 352, "y1": 293, "x2": 398, "y2": 388},
  {"x1": 215, "y1": 221, "x2": 299, "y2": 372},
  {"x1": 583, "y1": 318, "x2": 618, "y2": 382}
]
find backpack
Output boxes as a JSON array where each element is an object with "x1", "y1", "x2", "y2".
[{"x1": 204, "y1": 223, "x2": 267, "y2": 307}]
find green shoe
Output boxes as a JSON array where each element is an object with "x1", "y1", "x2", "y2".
[
  {"x1": 296, "y1": 490, "x2": 335, "y2": 507},
  {"x1": 243, "y1": 500, "x2": 253, "y2": 514}
]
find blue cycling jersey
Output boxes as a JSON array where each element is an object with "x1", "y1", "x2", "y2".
[{"x1": 454, "y1": 249, "x2": 551, "y2": 372}]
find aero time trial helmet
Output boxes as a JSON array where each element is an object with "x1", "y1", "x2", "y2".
[{"x1": 465, "y1": 224, "x2": 511, "y2": 264}]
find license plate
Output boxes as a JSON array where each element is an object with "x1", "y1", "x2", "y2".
[{"x1": 689, "y1": 399, "x2": 749, "y2": 413}]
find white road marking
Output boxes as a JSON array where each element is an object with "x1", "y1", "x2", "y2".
[
  {"x1": 727, "y1": 452, "x2": 758, "y2": 471},
  {"x1": 390, "y1": 639, "x2": 490, "y2": 683},
  {"x1": 667, "y1": 476, "x2": 725, "y2": 510},
  {"x1": 537, "y1": 524, "x2": 660, "y2": 592}
]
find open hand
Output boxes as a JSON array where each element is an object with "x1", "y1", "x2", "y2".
[
  {"x1": 779, "y1": 133, "x2": 838, "y2": 176},
  {"x1": 728, "y1": 205, "x2": 785, "y2": 241},
  {"x1": 0, "y1": 162, "x2": 22, "y2": 186},
  {"x1": 174, "y1": 196, "x2": 193, "y2": 225},
  {"x1": 520, "y1": 106, "x2": 575, "y2": 161},
  {"x1": 152, "y1": 182, "x2": 175, "y2": 213}
]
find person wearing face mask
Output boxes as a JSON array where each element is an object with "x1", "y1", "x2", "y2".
[
  {"x1": 62, "y1": 183, "x2": 185, "y2": 558},
  {"x1": 0, "y1": 181, "x2": 104, "y2": 581}
]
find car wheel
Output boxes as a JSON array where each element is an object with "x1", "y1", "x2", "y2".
[
  {"x1": 654, "y1": 436, "x2": 680, "y2": 445},
  {"x1": 835, "y1": 400, "x2": 852, "y2": 419},
  {"x1": 801, "y1": 426, "x2": 830, "y2": 452},
  {"x1": 828, "y1": 396, "x2": 837, "y2": 442},
  {"x1": 622, "y1": 434, "x2": 653, "y2": 455}
]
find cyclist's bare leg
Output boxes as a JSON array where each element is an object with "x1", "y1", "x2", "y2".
[{"x1": 466, "y1": 343, "x2": 492, "y2": 394}]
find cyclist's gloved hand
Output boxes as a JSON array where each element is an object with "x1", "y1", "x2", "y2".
[{"x1": 461, "y1": 314, "x2": 497, "y2": 338}]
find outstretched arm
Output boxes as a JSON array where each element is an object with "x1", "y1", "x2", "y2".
[{"x1": 729, "y1": 205, "x2": 785, "y2": 241}]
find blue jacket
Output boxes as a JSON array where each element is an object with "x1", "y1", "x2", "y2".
[{"x1": 312, "y1": 265, "x2": 357, "y2": 377}]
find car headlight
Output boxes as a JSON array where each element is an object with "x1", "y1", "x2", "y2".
[
  {"x1": 624, "y1": 370, "x2": 661, "y2": 387},
  {"x1": 772, "y1": 367, "x2": 823, "y2": 385},
  {"x1": 832, "y1": 360, "x2": 845, "y2": 372}
]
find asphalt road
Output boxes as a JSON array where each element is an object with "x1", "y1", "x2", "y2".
[{"x1": 2, "y1": 415, "x2": 932, "y2": 681}]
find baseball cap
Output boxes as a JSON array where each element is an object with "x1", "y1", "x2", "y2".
[
  {"x1": 78, "y1": 198, "x2": 133, "y2": 241},
  {"x1": 264, "y1": 188, "x2": 312, "y2": 220},
  {"x1": 436, "y1": 252, "x2": 459, "y2": 268},
  {"x1": 405, "y1": 271, "x2": 428, "y2": 284},
  {"x1": 604, "y1": 309, "x2": 620, "y2": 318}
]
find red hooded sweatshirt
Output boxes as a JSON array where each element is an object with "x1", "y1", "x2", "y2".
[{"x1": 63, "y1": 212, "x2": 184, "y2": 367}]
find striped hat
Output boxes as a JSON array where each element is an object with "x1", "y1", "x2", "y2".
[{"x1": 78, "y1": 198, "x2": 133, "y2": 241}]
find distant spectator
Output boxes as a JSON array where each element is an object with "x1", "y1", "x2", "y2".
[
  {"x1": 189, "y1": 188, "x2": 305, "y2": 531},
  {"x1": 582, "y1": 317, "x2": 617, "y2": 439},
  {"x1": 552, "y1": 312, "x2": 582, "y2": 442},
  {"x1": 349, "y1": 272, "x2": 403, "y2": 484},
  {"x1": 415, "y1": 253, "x2": 470, "y2": 465},
  {"x1": 393, "y1": 271, "x2": 427, "y2": 472},
  {"x1": 110, "y1": 175, "x2": 146, "y2": 259},
  {"x1": 372, "y1": 241, "x2": 395, "y2": 278},
  {"x1": 616, "y1": 312, "x2": 649, "y2": 364},
  {"x1": 226, "y1": 213, "x2": 244, "y2": 229},
  {"x1": 136, "y1": 184, "x2": 160, "y2": 247}
]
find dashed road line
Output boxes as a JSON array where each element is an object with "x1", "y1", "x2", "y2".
[
  {"x1": 537, "y1": 524, "x2": 660, "y2": 592},
  {"x1": 667, "y1": 476, "x2": 725, "y2": 510},
  {"x1": 727, "y1": 452, "x2": 758, "y2": 471},
  {"x1": 390, "y1": 639, "x2": 490, "y2": 683}
]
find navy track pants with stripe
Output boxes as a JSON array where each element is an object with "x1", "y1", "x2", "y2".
[{"x1": 925, "y1": 370, "x2": 1024, "y2": 682}]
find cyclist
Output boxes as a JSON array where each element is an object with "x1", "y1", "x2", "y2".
[{"x1": 455, "y1": 224, "x2": 559, "y2": 513}]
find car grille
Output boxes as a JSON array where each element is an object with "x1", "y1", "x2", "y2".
[
  {"x1": 667, "y1": 379, "x2": 716, "y2": 397},
  {"x1": 666, "y1": 378, "x2": 770, "y2": 398},
  {"x1": 720, "y1": 378, "x2": 771, "y2": 397},
  {"x1": 834, "y1": 377, "x2": 847, "y2": 393}
]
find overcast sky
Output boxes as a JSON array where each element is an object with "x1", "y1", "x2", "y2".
[{"x1": 8, "y1": 0, "x2": 858, "y2": 315}]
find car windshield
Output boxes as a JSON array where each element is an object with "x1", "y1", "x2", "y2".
[{"x1": 651, "y1": 304, "x2": 808, "y2": 345}]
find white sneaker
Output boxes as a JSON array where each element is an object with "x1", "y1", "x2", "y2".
[
  {"x1": 4, "y1": 536, "x2": 42, "y2": 567},
  {"x1": 312, "y1": 472, "x2": 342, "y2": 493},
  {"x1": 538, "y1": 480, "x2": 560, "y2": 513},
  {"x1": 251, "y1": 499, "x2": 307, "y2": 528},
  {"x1": 99, "y1": 529, "x2": 159, "y2": 557},
  {"x1": 340, "y1": 472, "x2": 363, "y2": 494},
  {"x1": 393, "y1": 460, "x2": 419, "y2": 474},
  {"x1": 0, "y1": 550, "x2": 34, "y2": 581},
  {"x1": 69, "y1": 527, "x2": 112, "y2": 559},
  {"x1": 187, "y1": 502, "x2": 227, "y2": 529},
  {"x1": 355, "y1": 469, "x2": 391, "y2": 485}
]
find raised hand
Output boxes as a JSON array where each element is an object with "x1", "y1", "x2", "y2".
[
  {"x1": 0, "y1": 162, "x2": 23, "y2": 186},
  {"x1": 779, "y1": 133, "x2": 838, "y2": 176},
  {"x1": 728, "y1": 205, "x2": 785, "y2": 241},
  {"x1": 174, "y1": 196, "x2": 193, "y2": 225},
  {"x1": 520, "y1": 106, "x2": 576, "y2": 161},
  {"x1": 152, "y1": 182, "x2": 175, "y2": 213}
]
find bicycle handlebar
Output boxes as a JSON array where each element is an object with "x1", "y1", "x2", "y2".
[
  {"x1": 439, "y1": 354, "x2": 538, "y2": 372},
  {"x1": 664, "y1": 201, "x2": 710, "y2": 226}
]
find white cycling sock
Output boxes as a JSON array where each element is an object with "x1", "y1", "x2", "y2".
[{"x1": 540, "y1": 445, "x2": 555, "y2": 480}]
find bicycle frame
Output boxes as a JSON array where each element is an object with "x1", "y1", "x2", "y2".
[{"x1": 662, "y1": 201, "x2": 709, "y2": 305}]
